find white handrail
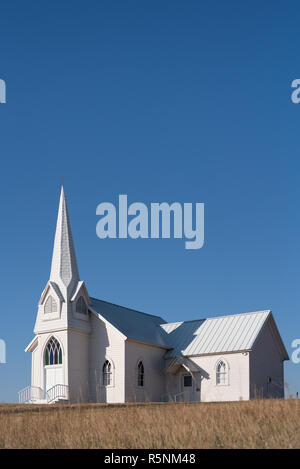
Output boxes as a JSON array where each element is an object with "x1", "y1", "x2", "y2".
[
  {"x1": 18, "y1": 385, "x2": 69, "y2": 404},
  {"x1": 18, "y1": 386, "x2": 44, "y2": 403},
  {"x1": 160, "y1": 392, "x2": 189, "y2": 403},
  {"x1": 46, "y1": 384, "x2": 69, "y2": 404},
  {"x1": 174, "y1": 392, "x2": 185, "y2": 403}
]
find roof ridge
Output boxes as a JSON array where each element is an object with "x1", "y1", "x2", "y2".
[
  {"x1": 205, "y1": 309, "x2": 271, "y2": 321},
  {"x1": 161, "y1": 319, "x2": 205, "y2": 326},
  {"x1": 90, "y1": 297, "x2": 166, "y2": 322},
  {"x1": 162, "y1": 309, "x2": 271, "y2": 326}
]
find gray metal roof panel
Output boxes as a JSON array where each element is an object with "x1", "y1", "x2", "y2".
[
  {"x1": 161, "y1": 310, "x2": 271, "y2": 357},
  {"x1": 90, "y1": 297, "x2": 169, "y2": 348},
  {"x1": 90, "y1": 301, "x2": 275, "y2": 358}
]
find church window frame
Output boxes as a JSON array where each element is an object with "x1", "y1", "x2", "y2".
[
  {"x1": 44, "y1": 336, "x2": 63, "y2": 366},
  {"x1": 216, "y1": 359, "x2": 229, "y2": 386},
  {"x1": 137, "y1": 360, "x2": 145, "y2": 387},
  {"x1": 102, "y1": 359, "x2": 114, "y2": 387}
]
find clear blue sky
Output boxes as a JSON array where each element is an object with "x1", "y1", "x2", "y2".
[{"x1": 0, "y1": 0, "x2": 299, "y2": 401}]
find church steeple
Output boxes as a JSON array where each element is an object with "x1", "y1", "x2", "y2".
[
  {"x1": 32, "y1": 187, "x2": 90, "y2": 401},
  {"x1": 35, "y1": 187, "x2": 90, "y2": 335},
  {"x1": 49, "y1": 186, "x2": 80, "y2": 296}
]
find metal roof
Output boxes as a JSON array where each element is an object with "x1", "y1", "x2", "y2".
[
  {"x1": 90, "y1": 297, "x2": 169, "y2": 348},
  {"x1": 160, "y1": 310, "x2": 272, "y2": 357},
  {"x1": 89, "y1": 301, "x2": 287, "y2": 359}
]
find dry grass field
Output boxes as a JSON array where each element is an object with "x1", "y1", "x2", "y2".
[{"x1": 0, "y1": 399, "x2": 299, "y2": 449}]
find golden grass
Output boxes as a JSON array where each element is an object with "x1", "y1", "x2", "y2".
[{"x1": 0, "y1": 399, "x2": 299, "y2": 449}]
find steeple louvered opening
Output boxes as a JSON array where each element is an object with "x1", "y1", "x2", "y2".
[
  {"x1": 76, "y1": 296, "x2": 87, "y2": 315},
  {"x1": 44, "y1": 296, "x2": 58, "y2": 314}
]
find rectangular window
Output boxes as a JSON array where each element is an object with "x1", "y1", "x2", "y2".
[{"x1": 183, "y1": 375, "x2": 192, "y2": 387}]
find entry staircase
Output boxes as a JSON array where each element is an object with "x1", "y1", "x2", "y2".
[
  {"x1": 160, "y1": 390, "x2": 198, "y2": 402},
  {"x1": 18, "y1": 384, "x2": 69, "y2": 404}
]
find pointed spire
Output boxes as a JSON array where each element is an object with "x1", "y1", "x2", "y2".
[{"x1": 50, "y1": 187, "x2": 80, "y2": 290}]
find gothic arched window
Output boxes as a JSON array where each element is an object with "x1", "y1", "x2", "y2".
[
  {"x1": 76, "y1": 296, "x2": 87, "y2": 315},
  {"x1": 44, "y1": 295, "x2": 57, "y2": 314},
  {"x1": 137, "y1": 361, "x2": 144, "y2": 387},
  {"x1": 44, "y1": 336, "x2": 62, "y2": 366},
  {"x1": 102, "y1": 360, "x2": 112, "y2": 386},
  {"x1": 216, "y1": 360, "x2": 228, "y2": 385}
]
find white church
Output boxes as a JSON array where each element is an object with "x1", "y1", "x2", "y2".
[{"x1": 19, "y1": 188, "x2": 289, "y2": 404}]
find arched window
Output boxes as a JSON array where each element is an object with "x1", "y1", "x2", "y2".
[
  {"x1": 76, "y1": 296, "x2": 87, "y2": 315},
  {"x1": 102, "y1": 360, "x2": 112, "y2": 386},
  {"x1": 137, "y1": 361, "x2": 144, "y2": 387},
  {"x1": 44, "y1": 336, "x2": 62, "y2": 366},
  {"x1": 216, "y1": 360, "x2": 228, "y2": 385},
  {"x1": 45, "y1": 295, "x2": 57, "y2": 314}
]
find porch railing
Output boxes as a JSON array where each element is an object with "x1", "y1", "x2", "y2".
[
  {"x1": 161, "y1": 391, "x2": 194, "y2": 403},
  {"x1": 18, "y1": 386, "x2": 44, "y2": 404},
  {"x1": 174, "y1": 392, "x2": 186, "y2": 402},
  {"x1": 46, "y1": 384, "x2": 69, "y2": 404},
  {"x1": 18, "y1": 384, "x2": 70, "y2": 404}
]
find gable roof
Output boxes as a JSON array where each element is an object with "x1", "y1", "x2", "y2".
[
  {"x1": 160, "y1": 310, "x2": 285, "y2": 358},
  {"x1": 89, "y1": 300, "x2": 288, "y2": 360},
  {"x1": 90, "y1": 297, "x2": 169, "y2": 348},
  {"x1": 25, "y1": 336, "x2": 38, "y2": 353}
]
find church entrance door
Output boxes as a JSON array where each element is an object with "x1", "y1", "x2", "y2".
[
  {"x1": 45, "y1": 365, "x2": 64, "y2": 392},
  {"x1": 181, "y1": 372, "x2": 199, "y2": 402}
]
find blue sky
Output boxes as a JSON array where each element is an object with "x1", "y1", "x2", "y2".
[{"x1": 0, "y1": 0, "x2": 299, "y2": 401}]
